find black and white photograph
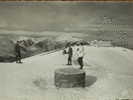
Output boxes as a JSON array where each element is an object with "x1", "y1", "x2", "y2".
[{"x1": 0, "y1": 1, "x2": 133, "y2": 100}]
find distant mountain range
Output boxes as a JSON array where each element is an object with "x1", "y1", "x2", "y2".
[{"x1": 0, "y1": 16, "x2": 133, "y2": 62}]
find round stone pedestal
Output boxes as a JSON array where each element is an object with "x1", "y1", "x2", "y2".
[{"x1": 55, "y1": 68, "x2": 86, "y2": 88}]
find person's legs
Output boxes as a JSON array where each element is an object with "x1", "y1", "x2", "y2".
[
  {"x1": 16, "y1": 56, "x2": 18, "y2": 63},
  {"x1": 18, "y1": 57, "x2": 22, "y2": 63},
  {"x1": 68, "y1": 56, "x2": 72, "y2": 65},
  {"x1": 67, "y1": 56, "x2": 70, "y2": 65},
  {"x1": 78, "y1": 57, "x2": 84, "y2": 69},
  {"x1": 18, "y1": 53, "x2": 22, "y2": 63},
  {"x1": 67, "y1": 57, "x2": 69, "y2": 65},
  {"x1": 16, "y1": 53, "x2": 19, "y2": 63},
  {"x1": 77, "y1": 57, "x2": 81, "y2": 68},
  {"x1": 81, "y1": 57, "x2": 84, "y2": 69},
  {"x1": 69, "y1": 56, "x2": 72, "y2": 65}
]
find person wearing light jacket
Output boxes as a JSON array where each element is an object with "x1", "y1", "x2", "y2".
[{"x1": 76, "y1": 42, "x2": 85, "y2": 69}]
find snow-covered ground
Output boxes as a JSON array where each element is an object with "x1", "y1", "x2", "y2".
[{"x1": 0, "y1": 46, "x2": 133, "y2": 100}]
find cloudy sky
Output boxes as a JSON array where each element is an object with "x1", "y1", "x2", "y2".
[{"x1": 0, "y1": 2, "x2": 133, "y2": 32}]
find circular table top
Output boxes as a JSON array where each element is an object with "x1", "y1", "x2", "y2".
[{"x1": 55, "y1": 67, "x2": 85, "y2": 75}]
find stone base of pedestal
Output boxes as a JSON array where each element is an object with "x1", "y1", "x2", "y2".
[{"x1": 54, "y1": 68, "x2": 86, "y2": 88}]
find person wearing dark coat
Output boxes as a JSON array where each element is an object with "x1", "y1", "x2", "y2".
[
  {"x1": 67, "y1": 44, "x2": 73, "y2": 65},
  {"x1": 15, "y1": 41, "x2": 22, "y2": 63}
]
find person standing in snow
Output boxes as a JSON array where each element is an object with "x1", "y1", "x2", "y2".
[
  {"x1": 15, "y1": 41, "x2": 22, "y2": 63},
  {"x1": 76, "y1": 42, "x2": 85, "y2": 69},
  {"x1": 67, "y1": 43, "x2": 73, "y2": 65}
]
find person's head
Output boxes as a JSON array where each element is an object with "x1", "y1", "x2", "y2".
[
  {"x1": 68, "y1": 43, "x2": 71, "y2": 47},
  {"x1": 17, "y1": 41, "x2": 19, "y2": 44},
  {"x1": 68, "y1": 42, "x2": 72, "y2": 47},
  {"x1": 80, "y1": 42, "x2": 83, "y2": 46},
  {"x1": 76, "y1": 42, "x2": 80, "y2": 46}
]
